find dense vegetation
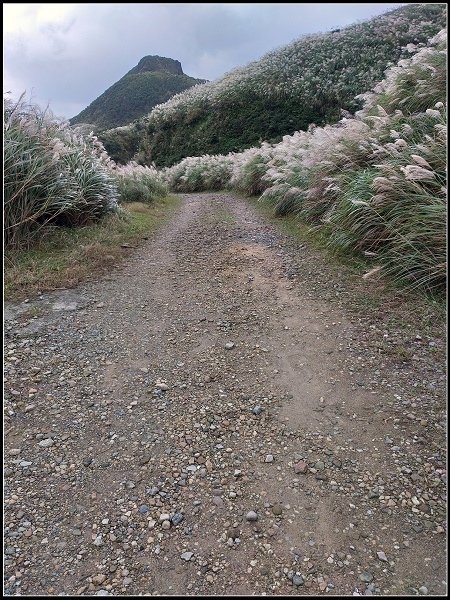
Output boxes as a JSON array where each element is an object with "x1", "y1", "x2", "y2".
[
  {"x1": 4, "y1": 95, "x2": 168, "y2": 252},
  {"x1": 101, "y1": 3, "x2": 446, "y2": 167},
  {"x1": 162, "y1": 28, "x2": 447, "y2": 294},
  {"x1": 70, "y1": 55, "x2": 205, "y2": 130}
]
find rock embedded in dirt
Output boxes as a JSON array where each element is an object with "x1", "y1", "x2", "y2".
[
  {"x1": 38, "y1": 438, "x2": 54, "y2": 448},
  {"x1": 171, "y1": 512, "x2": 184, "y2": 525},
  {"x1": 246, "y1": 511, "x2": 258, "y2": 522},
  {"x1": 294, "y1": 461, "x2": 308, "y2": 474},
  {"x1": 181, "y1": 552, "x2": 194, "y2": 561}
]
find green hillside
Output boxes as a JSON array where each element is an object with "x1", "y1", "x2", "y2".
[
  {"x1": 70, "y1": 55, "x2": 205, "y2": 130},
  {"x1": 101, "y1": 3, "x2": 446, "y2": 167}
]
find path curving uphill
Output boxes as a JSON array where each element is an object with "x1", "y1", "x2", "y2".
[{"x1": 4, "y1": 192, "x2": 446, "y2": 596}]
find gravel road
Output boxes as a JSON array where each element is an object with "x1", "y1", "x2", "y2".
[{"x1": 4, "y1": 192, "x2": 446, "y2": 596}]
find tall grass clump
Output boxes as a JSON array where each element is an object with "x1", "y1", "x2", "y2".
[
  {"x1": 4, "y1": 94, "x2": 119, "y2": 251},
  {"x1": 161, "y1": 154, "x2": 234, "y2": 192},
  {"x1": 114, "y1": 162, "x2": 168, "y2": 203}
]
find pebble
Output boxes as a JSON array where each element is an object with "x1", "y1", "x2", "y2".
[
  {"x1": 294, "y1": 461, "x2": 308, "y2": 474},
  {"x1": 246, "y1": 511, "x2": 258, "y2": 522},
  {"x1": 359, "y1": 572, "x2": 373, "y2": 583},
  {"x1": 171, "y1": 512, "x2": 184, "y2": 525},
  {"x1": 293, "y1": 575, "x2": 304, "y2": 586},
  {"x1": 155, "y1": 382, "x2": 169, "y2": 391},
  {"x1": 376, "y1": 551, "x2": 387, "y2": 562},
  {"x1": 225, "y1": 342, "x2": 235, "y2": 350},
  {"x1": 181, "y1": 552, "x2": 193, "y2": 561},
  {"x1": 265, "y1": 454, "x2": 274, "y2": 463},
  {"x1": 38, "y1": 438, "x2": 54, "y2": 448},
  {"x1": 272, "y1": 505, "x2": 282, "y2": 516},
  {"x1": 213, "y1": 497, "x2": 224, "y2": 508}
]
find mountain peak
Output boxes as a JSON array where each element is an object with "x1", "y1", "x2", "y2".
[{"x1": 126, "y1": 55, "x2": 184, "y2": 77}]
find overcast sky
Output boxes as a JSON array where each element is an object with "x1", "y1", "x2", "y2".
[{"x1": 4, "y1": 3, "x2": 403, "y2": 120}]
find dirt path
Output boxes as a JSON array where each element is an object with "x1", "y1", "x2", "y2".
[{"x1": 4, "y1": 192, "x2": 446, "y2": 596}]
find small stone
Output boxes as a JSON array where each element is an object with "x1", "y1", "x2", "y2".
[
  {"x1": 82, "y1": 457, "x2": 93, "y2": 467},
  {"x1": 92, "y1": 574, "x2": 106, "y2": 585},
  {"x1": 38, "y1": 438, "x2": 54, "y2": 448},
  {"x1": 162, "y1": 520, "x2": 171, "y2": 530},
  {"x1": 252, "y1": 405, "x2": 263, "y2": 415},
  {"x1": 418, "y1": 586, "x2": 428, "y2": 595},
  {"x1": 171, "y1": 512, "x2": 184, "y2": 525},
  {"x1": 265, "y1": 454, "x2": 274, "y2": 463},
  {"x1": 225, "y1": 342, "x2": 235, "y2": 350},
  {"x1": 8, "y1": 449, "x2": 21, "y2": 456},
  {"x1": 294, "y1": 461, "x2": 308, "y2": 474},
  {"x1": 181, "y1": 552, "x2": 193, "y2": 561},
  {"x1": 155, "y1": 382, "x2": 169, "y2": 391},
  {"x1": 293, "y1": 575, "x2": 304, "y2": 586},
  {"x1": 246, "y1": 511, "x2": 258, "y2": 522},
  {"x1": 359, "y1": 572, "x2": 373, "y2": 583},
  {"x1": 376, "y1": 551, "x2": 387, "y2": 562},
  {"x1": 213, "y1": 497, "x2": 224, "y2": 508},
  {"x1": 272, "y1": 505, "x2": 283, "y2": 516},
  {"x1": 314, "y1": 460, "x2": 325, "y2": 471},
  {"x1": 159, "y1": 513, "x2": 170, "y2": 522},
  {"x1": 139, "y1": 505, "x2": 149, "y2": 514}
]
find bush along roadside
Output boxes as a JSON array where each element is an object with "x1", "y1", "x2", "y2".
[{"x1": 4, "y1": 94, "x2": 176, "y2": 300}]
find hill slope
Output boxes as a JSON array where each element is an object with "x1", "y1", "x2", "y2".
[
  {"x1": 70, "y1": 55, "x2": 206, "y2": 130},
  {"x1": 100, "y1": 3, "x2": 446, "y2": 166}
]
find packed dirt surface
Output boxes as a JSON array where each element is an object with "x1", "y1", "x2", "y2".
[{"x1": 4, "y1": 192, "x2": 446, "y2": 596}]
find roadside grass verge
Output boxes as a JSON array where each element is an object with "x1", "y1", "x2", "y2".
[
  {"x1": 246, "y1": 194, "x2": 446, "y2": 331},
  {"x1": 4, "y1": 195, "x2": 181, "y2": 301}
]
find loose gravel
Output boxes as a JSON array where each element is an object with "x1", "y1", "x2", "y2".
[{"x1": 4, "y1": 192, "x2": 446, "y2": 596}]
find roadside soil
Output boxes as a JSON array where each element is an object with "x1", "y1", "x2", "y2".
[{"x1": 4, "y1": 192, "x2": 446, "y2": 596}]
